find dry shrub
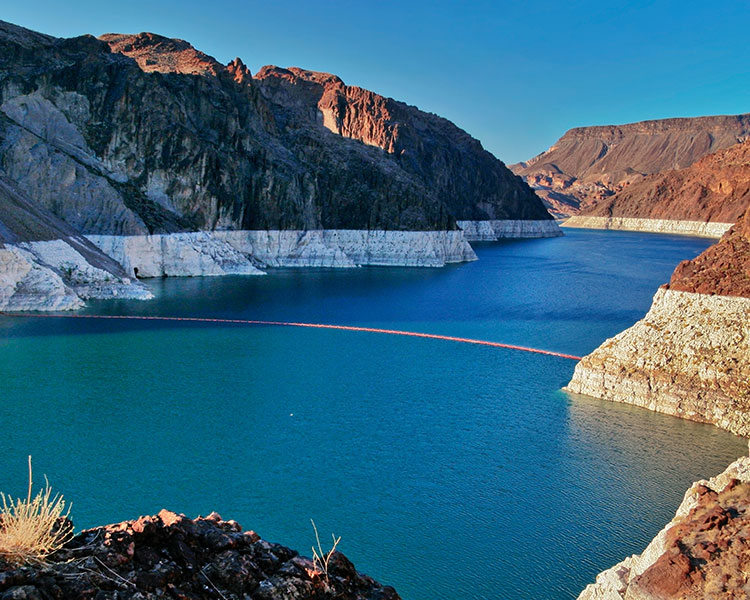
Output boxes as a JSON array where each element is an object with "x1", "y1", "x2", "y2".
[
  {"x1": 310, "y1": 519, "x2": 341, "y2": 579},
  {"x1": 0, "y1": 456, "x2": 72, "y2": 565}
]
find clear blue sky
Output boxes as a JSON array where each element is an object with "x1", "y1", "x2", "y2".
[{"x1": 3, "y1": 0, "x2": 749, "y2": 163}]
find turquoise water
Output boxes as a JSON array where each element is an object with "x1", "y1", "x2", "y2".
[{"x1": 0, "y1": 229, "x2": 743, "y2": 599}]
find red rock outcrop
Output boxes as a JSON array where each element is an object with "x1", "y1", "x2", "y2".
[
  {"x1": 632, "y1": 479, "x2": 750, "y2": 600},
  {"x1": 0, "y1": 20, "x2": 553, "y2": 241},
  {"x1": 0, "y1": 509, "x2": 400, "y2": 600},
  {"x1": 583, "y1": 139, "x2": 750, "y2": 223},
  {"x1": 100, "y1": 33, "x2": 224, "y2": 76},
  {"x1": 254, "y1": 66, "x2": 549, "y2": 222},
  {"x1": 512, "y1": 115, "x2": 750, "y2": 216},
  {"x1": 667, "y1": 207, "x2": 750, "y2": 297},
  {"x1": 578, "y1": 457, "x2": 750, "y2": 600}
]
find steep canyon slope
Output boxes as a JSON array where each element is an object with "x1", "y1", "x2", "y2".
[
  {"x1": 511, "y1": 114, "x2": 750, "y2": 221},
  {"x1": 0, "y1": 20, "x2": 556, "y2": 309},
  {"x1": 564, "y1": 139, "x2": 750, "y2": 236}
]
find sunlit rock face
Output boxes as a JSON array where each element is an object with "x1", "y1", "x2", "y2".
[
  {"x1": 0, "y1": 19, "x2": 560, "y2": 308},
  {"x1": 253, "y1": 65, "x2": 551, "y2": 223},
  {"x1": 512, "y1": 115, "x2": 750, "y2": 218},
  {"x1": 566, "y1": 209, "x2": 750, "y2": 436},
  {"x1": 570, "y1": 139, "x2": 750, "y2": 226},
  {"x1": 0, "y1": 20, "x2": 551, "y2": 237}
]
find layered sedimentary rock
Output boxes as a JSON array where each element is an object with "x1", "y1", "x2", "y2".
[
  {"x1": 0, "y1": 509, "x2": 400, "y2": 600},
  {"x1": 566, "y1": 288, "x2": 750, "y2": 435},
  {"x1": 566, "y1": 209, "x2": 750, "y2": 435},
  {"x1": 214, "y1": 230, "x2": 477, "y2": 267},
  {"x1": 564, "y1": 139, "x2": 750, "y2": 235},
  {"x1": 512, "y1": 115, "x2": 750, "y2": 217},
  {"x1": 578, "y1": 455, "x2": 750, "y2": 600}
]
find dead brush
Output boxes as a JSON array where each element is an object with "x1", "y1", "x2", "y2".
[
  {"x1": 310, "y1": 519, "x2": 341, "y2": 581},
  {"x1": 0, "y1": 456, "x2": 72, "y2": 565}
]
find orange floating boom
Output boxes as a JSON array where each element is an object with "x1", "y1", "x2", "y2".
[{"x1": 0, "y1": 313, "x2": 582, "y2": 360}]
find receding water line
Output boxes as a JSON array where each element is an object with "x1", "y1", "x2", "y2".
[{"x1": 0, "y1": 313, "x2": 582, "y2": 360}]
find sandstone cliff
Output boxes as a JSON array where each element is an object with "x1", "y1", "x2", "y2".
[
  {"x1": 0, "y1": 509, "x2": 399, "y2": 600},
  {"x1": 566, "y1": 208, "x2": 750, "y2": 435},
  {"x1": 512, "y1": 114, "x2": 750, "y2": 218},
  {"x1": 578, "y1": 455, "x2": 750, "y2": 600}
]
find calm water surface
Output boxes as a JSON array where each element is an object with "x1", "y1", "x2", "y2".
[{"x1": 0, "y1": 229, "x2": 743, "y2": 599}]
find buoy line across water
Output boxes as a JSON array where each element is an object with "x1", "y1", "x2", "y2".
[{"x1": 0, "y1": 313, "x2": 582, "y2": 360}]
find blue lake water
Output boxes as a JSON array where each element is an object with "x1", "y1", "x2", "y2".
[{"x1": 0, "y1": 228, "x2": 744, "y2": 599}]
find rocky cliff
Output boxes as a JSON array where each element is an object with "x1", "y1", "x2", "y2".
[
  {"x1": 0, "y1": 19, "x2": 558, "y2": 310},
  {"x1": 512, "y1": 114, "x2": 750, "y2": 218},
  {"x1": 564, "y1": 139, "x2": 750, "y2": 236},
  {"x1": 253, "y1": 66, "x2": 550, "y2": 224},
  {"x1": 578, "y1": 455, "x2": 750, "y2": 600},
  {"x1": 0, "y1": 509, "x2": 399, "y2": 600},
  {"x1": 565, "y1": 208, "x2": 750, "y2": 435}
]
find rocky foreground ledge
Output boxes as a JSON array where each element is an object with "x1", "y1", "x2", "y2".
[
  {"x1": 0, "y1": 510, "x2": 399, "y2": 600},
  {"x1": 578, "y1": 455, "x2": 750, "y2": 600}
]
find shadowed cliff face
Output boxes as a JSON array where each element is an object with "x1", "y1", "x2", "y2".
[
  {"x1": 584, "y1": 139, "x2": 750, "y2": 224},
  {"x1": 0, "y1": 20, "x2": 548, "y2": 237},
  {"x1": 255, "y1": 66, "x2": 549, "y2": 222},
  {"x1": 512, "y1": 115, "x2": 750, "y2": 217}
]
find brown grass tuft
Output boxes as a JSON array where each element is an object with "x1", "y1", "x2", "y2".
[{"x1": 0, "y1": 456, "x2": 72, "y2": 565}]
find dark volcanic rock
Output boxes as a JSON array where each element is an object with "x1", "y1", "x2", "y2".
[
  {"x1": 0, "y1": 510, "x2": 400, "y2": 600},
  {"x1": 512, "y1": 114, "x2": 750, "y2": 216},
  {"x1": 254, "y1": 66, "x2": 549, "y2": 222},
  {"x1": 0, "y1": 20, "x2": 548, "y2": 238}
]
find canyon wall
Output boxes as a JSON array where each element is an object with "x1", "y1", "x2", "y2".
[
  {"x1": 563, "y1": 139, "x2": 750, "y2": 234},
  {"x1": 0, "y1": 19, "x2": 559, "y2": 310},
  {"x1": 561, "y1": 217, "x2": 733, "y2": 238},
  {"x1": 0, "y1": 20, "x2": 552, "y2": 234},
  {"x1": 512, "y1": 115, "x2": 750, "y2": 218}
]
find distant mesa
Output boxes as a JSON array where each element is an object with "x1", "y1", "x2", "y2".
[{"x1": 512, "y1": 114, "x2": 750, "y2": 224}]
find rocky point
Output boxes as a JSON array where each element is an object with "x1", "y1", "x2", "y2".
[{"x1": 0, "y1": 509, "x2": 399, "y2": 600}]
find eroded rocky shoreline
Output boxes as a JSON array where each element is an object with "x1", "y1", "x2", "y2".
[
  {"x1": 561, "y1": 217, "x2": 733, "y2": 238},
  {"x1": 578, "y1": 454, "x2": 750, "y2": 600}
]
